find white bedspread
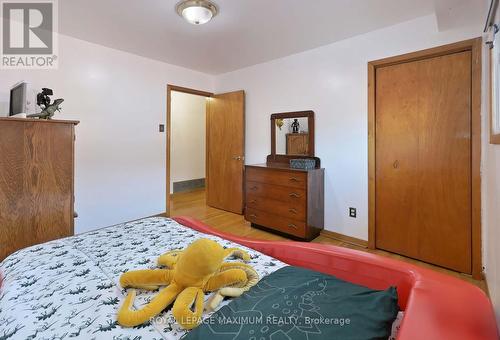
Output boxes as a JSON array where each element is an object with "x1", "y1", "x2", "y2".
[{"x1": 0, "y1": 217, "x2": 287, "y2": 339}]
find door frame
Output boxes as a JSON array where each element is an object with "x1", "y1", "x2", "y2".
[
  {"x1": 367, "y1": 38, "x2": 483, "y2": 279},
  {"x1": 166, "y1": 84, "x2": 213, "y2": 216}
]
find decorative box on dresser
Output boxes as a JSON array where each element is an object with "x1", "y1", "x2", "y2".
[
  {"x1": 245, "y1": 164, "x2": 324, "y2": 240},
  {"x1": 245, "y1": 110, "x2": 324, "y2": 241},
  {"x1": 0, "y1": 118, "x2": 79, "y2": 261}
]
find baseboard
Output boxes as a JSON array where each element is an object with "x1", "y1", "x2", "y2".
[
  {"x1": 74, "y1": 212, "x2": 168, "y2": 236},
  {"x1": 482, "y1": 272, "x2": 490, "y2": 297},
  {"x1": 116, "y1": 212, "x2": 168, "y2": 225},
  {"x1": 173, "y1": 178, "x2": 205, "y2": 193},
  {"x1": 320, "y1": 230, "x2": 368, "y2": 248}
]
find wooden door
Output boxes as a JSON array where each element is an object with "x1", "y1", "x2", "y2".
[
  {"x1": 206, "y1": 90, "x2": 245, "y2": 214},
  {"x1": 375, "y1": 51, "x2": 472, "y2": 273}
]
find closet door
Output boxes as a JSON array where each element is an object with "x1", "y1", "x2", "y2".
[{"x1": 375, "y1": 51, "x2": 472, "y2": 273}]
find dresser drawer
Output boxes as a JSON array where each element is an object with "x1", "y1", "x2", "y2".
[
  {"x1": 246, "y1": 181, "x2": 306, "y2": 204},
  {"x1": 245, "y1": 208, "x2": 306, "y2": 238},
  {"x1": 246, "y1": 194, "x2": 306, "y2": 221},
  {"x1": 246, "y1": 167, "x2": 306, "y2": 188}
]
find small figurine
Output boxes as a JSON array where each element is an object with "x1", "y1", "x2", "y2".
[
  {"x1": 37, "y1": 88, "x2": 53, "y2": 109},
  {"x1": 291, "y1": 118, "x2": 300, "y2": 133},
  {"x1": 28, "y1": 88, "x2": 64, "y2": 120}
]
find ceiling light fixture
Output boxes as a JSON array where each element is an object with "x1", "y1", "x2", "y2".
[{"x1": 176, "y1": 0, "x2": 218, "y2": 25}]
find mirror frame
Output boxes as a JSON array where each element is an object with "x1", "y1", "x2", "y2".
[
  {"x1": 271, "y1": 110, "x2": 315, "y2": 156},
  {"x1": 267, "y1": 110, "x2": 320, "y2": 167}
]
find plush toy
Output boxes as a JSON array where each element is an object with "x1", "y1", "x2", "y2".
[
  {"x1": 157, "y1": 246, "x2": 259, "y2": 312},
  {"x1": 117, "y1": 238, "x2": 259, "y2": 329}
]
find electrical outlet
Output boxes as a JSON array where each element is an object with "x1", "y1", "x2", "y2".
[
  {"x1": 159, "y1": 124, "x2": 165, "y2": 132},
  {"x1": 349, "y1": 207, "x2": 357, "y2": 218}
]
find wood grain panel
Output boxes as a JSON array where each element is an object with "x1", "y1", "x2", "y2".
[
  {"x1": 245, "y1": 181, "x2": 306, "y2": 204},
  {"x1": 206, "y1": 90, "x2": 245, "y2": 214},
  {"x1": 0, "y1": 119, "x2": 77, "y2": 261},
  {"x1": 24, "y1": 122, "x2": 74, "y2": 243},
  {"x1": 471, "y1": 38, "x2": 482, "y2": 280},
  {"x1": 246, "y1": 194, "x2": 306, "y2": 220},
  {"x1": 245, "y1": 208, "x2": 306, "y2": 238},
  {"x1": 416, "y1": 51, "x2": 472, "y2": 273},
  {"x1": 244, "y1": 164, "x2": 324, "y2": 241},
  {"x1": 246, "y1": 167, "x2": 306, "y2": 189},
  {"x1": 307, "y1": 168, "x2": 325, "y2": 232},
  {"x1": 375, "y1": 51, "x2": 472, "y2": 273},
  {"x1": 375, "y1": 61, "x2": 420, "y2": 258},
  {"x1": 368, "y1": 38, "x2": 482, "y2": 279},
  {"x1": 0, "y1": 121, "x2": 32, "y2": 260},
  {"x1": 368, "y1": 62, "x2": 376, "y2": 249},
  {"x1": 286, "y1": 133, "x2": 309, "y2": 155}
]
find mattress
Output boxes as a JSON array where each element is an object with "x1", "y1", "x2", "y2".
[{"x1": 0, "y1": 217, "x2": 288, "y2": 339}]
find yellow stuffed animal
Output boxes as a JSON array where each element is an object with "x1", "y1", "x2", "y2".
[
  {"x1": 117, "y1": 238, "x2": 259, "y2": 329},
  {"x1": 157, "y1": 246, "x2": 259, "y2": 312}
]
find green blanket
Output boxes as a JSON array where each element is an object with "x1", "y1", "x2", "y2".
[{"x1": 186, "y1": 266, "x2": 399, "y2": 340}]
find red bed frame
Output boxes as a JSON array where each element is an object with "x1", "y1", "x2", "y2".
[{"x1": 173, "y1": 216, "x2": 498, "y2": 340}]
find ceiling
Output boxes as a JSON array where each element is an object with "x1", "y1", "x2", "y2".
[{"x1": 59, "y1": 0, "x2": 461, "y2": 75}]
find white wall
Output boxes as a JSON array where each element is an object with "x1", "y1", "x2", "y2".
[
  {"x1": 170, "y1": 91, "x2": 206, "y2": 193},
  {"x1": 484, "y1": 115, "x2": 500, "y2": 327},
  {"x1": 214, "y1": 14, "x2": 483, "y2": 240},
  {"x1": 483, "y1": 4, "x2": 500, "y2": 328},
  {"x1": 0, "y1": 34, "x2": 214, "y2": 233}
]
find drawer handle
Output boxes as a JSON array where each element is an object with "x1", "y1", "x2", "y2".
[
  {"x1": 288, "y1": 223, "x2": 298, "y2": 229},
  {"x1": 289, "y1": 177, "x2": 300, "y2": 182},
  {"x1": 289, "y1": 192, "x2": 301, "y2": 198},
  {"x1": 250, "y1": 186, "x2": 258, "y2": 190},
  {"x1": 249, "y1": 199, "x2": 257, "y2": 204},
  {"x1": 249, "y1": 214, "x2": 257, "y2": 219},
  {"x1": 288, "y1": 208, "x2": 298, "y2": 214}
]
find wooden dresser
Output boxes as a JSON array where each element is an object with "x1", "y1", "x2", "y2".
[
  {"x1": 0, "y1": 118, "x2": 79, "y2": 261},
  {"x1": 245, "y1": 164, "x2": 324, "y2": 240}
]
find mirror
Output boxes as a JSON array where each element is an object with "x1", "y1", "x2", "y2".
[
  {"x1": 270, "y1": 110, "x2": 315, "y2": 157},
  {"x1": 275, "y1": 117, "x2": 309, "y2": 155}
]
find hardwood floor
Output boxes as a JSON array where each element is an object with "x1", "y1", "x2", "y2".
[{"x1": 169, "y1": 189, "x2": 486, "y2": 292}]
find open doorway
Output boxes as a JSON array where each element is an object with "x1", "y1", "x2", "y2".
[
  {"x1": 166, "y1": 85, "x2": 212, "y2": 214},
  {"x1": 170, "y1": 92, "x2": 207, "y2": 190},
  {"x1": 166, "y1": 85, "x2": 245, "y2": 217}
]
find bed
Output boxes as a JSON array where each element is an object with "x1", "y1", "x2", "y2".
[{"x1": 0, "y1": 216, "x2": 497, "y2": 339}]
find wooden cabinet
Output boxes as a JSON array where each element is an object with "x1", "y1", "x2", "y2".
[
  {"x1": 286, "y1": 133, "x2": 309, "y2": 155},
  {"x1": 0, "y1": 118, "x2": 79, "y2": 261},
  {"x1": 244, "y1": 164, "x2": 324, "y2": 240}
]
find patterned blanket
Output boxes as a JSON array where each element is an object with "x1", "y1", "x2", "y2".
[
  {"x1": 0, "y1": 217, "x2": 287, "y2": 339},
  {"x1": 186, "y1": 266, "x2": 399, "y2": 340}
]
